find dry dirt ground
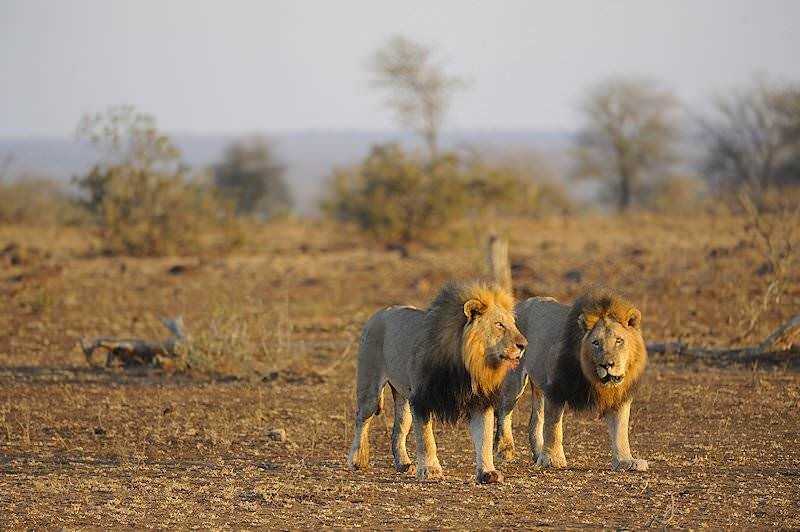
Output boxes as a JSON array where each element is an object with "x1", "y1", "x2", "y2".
[{"x1": 1, "y1": 214, "x2": 799, "y2": 528}]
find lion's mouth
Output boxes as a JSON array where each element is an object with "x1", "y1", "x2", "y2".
[
  {"x1": 596, "y1": 366, "x2": 624, "y2": 385},
  {"x1": 500, "y1": 353, "x2": 522, "y2": 369}
]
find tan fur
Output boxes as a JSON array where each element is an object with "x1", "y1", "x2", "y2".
[
  {"x1": 581, "y1": 337, "x2": 645, "y2": 414},
  {"x1": 460, "y1": 283, "x2": 517, "y2": 395},
  {"x1": 576, "y1": 290, "x2": 647, "y2": 414},
  {"x1": 495, "y1": 289, "x2": 649, "y2": 471},
  {"x1": 348, "y1": 280, "x2": 527, "y2": 483}
]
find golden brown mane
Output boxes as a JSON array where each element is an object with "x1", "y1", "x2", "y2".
[
  {"x1": 460, "y1": 283, "x2": 515, "y2": 394},
  {"x1": 412, "y1": 280, "x2": 516, "y2": 422},
  {"x1": 550, "y1": 287, "x2": 647, "y2": 415}
]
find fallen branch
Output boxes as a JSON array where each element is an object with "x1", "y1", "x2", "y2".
[
  {"x1": 80, "y1": 317, "x2": 186, "y2": 368},
  {"x1": 647, "y1": 314, "x2": 800, "y2": 364}
]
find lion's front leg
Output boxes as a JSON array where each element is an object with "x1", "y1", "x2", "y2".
[
  {"x1": 471, "y1": 407, "x2": 503, "y2": 484},
  {"x1": 604, "y1": 400, "x2": 648, "y2": 472},
  {"x1": 494, "y1": 370, "x2": 527, "y2": 462},
  {"x1": 536, "y1": 396, "x2": 567, "y2": 469},
  {"x1": 494, "y1": 408, "x2": 515, "y2": 462},
  {"x1": 528, "y1": 384, "x2": 544, "y2": 461},
  {"x1": 411, "y1": 410, "x2": 443, "y2": 480}
]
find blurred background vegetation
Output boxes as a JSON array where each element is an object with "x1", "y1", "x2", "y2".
[{"x1": 1, "y1": 34, "x2": 798, "y2": 255}]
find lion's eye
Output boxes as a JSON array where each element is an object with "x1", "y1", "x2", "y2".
[
  {"x1": 495, "y1": 322, "x2": 505, "y2": 330},
  {"x1": 591, "y1": 339, "x2": 601, "y2": 347},
  {"x1": 616, "y1": 338, "x2": 624, "y2": 346}
]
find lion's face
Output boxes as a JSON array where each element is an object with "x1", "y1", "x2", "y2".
[
  {"x1": 462, "y1": 297, "x2": 528, "y2": 393},
  {"x1": 578, "y1": 308, "x2": 644, "y2": 388}
]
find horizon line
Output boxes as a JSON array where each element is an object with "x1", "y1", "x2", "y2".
[{"x1": 0, "y1": 127, "x2": 576, "y2": 142}]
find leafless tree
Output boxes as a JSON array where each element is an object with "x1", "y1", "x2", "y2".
[
  {"x1": 369, "y1": 36, "x2": 466, "y2": 161},
  {"x1": 74, "y1": 106, "x2": 232, "y2": 256},
  {"x1": 574, "y1": 77, "x2": 680, "y2": 211},
  {"x1": 698, "y1": 78, "x2": 800, "y2": 190},
  {"x1": 76, "y1": 105, "x2": 181, "y2": 172}
]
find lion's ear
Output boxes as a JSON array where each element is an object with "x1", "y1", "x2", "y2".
[
  {"x1": 463, "y1": 299, "x2": 486, "y2": 321},
  {"x1": 578, "y1": 312, "x2": 598, "y2": 332},
  {"x1": 626, "y1": 308, "x2": 642, "y2": 329}
]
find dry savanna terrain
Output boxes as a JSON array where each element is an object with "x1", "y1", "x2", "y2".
[{"x1": 1, "y1": 213, "x2": 799, "y2": 528}]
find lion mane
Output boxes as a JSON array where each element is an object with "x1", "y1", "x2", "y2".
[
  {"x1": 495, "y1": 287, "x2": 649, "y2": 471},
  {"x1": 348, "y1": 279, "x2": 526, "y2": 480},
  {"x1": 548, "y1": 287, "x2": 647, "y2": 415},
  {"x1": 411, "y1": 281, "x2": 516, "y2": 423}
]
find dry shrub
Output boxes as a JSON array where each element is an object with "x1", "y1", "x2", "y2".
[
  {"x1": 181, "y1": 293, "x2": 295, "y2": 378},
  {"x1": 75, "y1": 106, "x2": 241, "y2": 256},
  {"x1": 213, "y1": 136, "x2": 293, "y2": 219},
  {"x1": 322, "y1": 145, "x2": 466, "y2": 244},
  {"x1": 77, "y1": 165, "x2": 239, "y2": 256},
  {"x1": 464, "y1": 156, "x2": 573, "y2": 217},
  {"x1": 736, "y1": 185, "x2": 800, "y2": 340},
  {"x1": 321, "y1": 143, "x2": 569, "y2": 246},
  {"x1": 641, "y1": 175, "x2": 707, "y2": 213},
  {"x1": 0, "y1": 177, "x2": 86, "y2": 226}
]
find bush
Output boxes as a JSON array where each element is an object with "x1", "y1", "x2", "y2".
[
  {"x1": 0, "y1": 177, "x2": 86, "y2": 226},
  {"x1": 641, "y1": 175, "x2": 707, "y2": 213},
  {"x1": 213, "y1": 137, "x2": 293, "y2": 219},
  {"x1": 77, "y1": 165, "x2": 235, "y2": 256},
  {"x1": 322, "y1": 145, "x2": 463, "y2": 244},
  {"x1": 463, "y1": 156, "x2": 573, "y2": 217},
  {"x1": 75, "y1": 106, "x2": 239, "y2": 256},
  {"x1": 321, "y1": 144, "x2": 567, "y2": 245}
]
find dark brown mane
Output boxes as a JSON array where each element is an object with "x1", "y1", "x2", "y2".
[
  {"x1": 546, "y1": 287, "x2": 644, "y2": 415},
  {"x1": 409, "y1": 281, "x2": 510, "y2": 423}
]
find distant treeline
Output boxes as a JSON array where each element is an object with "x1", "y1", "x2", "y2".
[{"x1": 1, "y1": 36, "x2": 798, "y2": 254}]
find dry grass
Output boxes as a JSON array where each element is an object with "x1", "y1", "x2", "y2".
[{"x1": 1, "y1": 212, "x2": 799, "y2": 527}]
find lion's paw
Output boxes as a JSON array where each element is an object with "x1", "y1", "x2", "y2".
[
  {"x1": 495, "y1": 444, "x2": 516, "y2": 462},
  {"x1": 477, "y1": 470, "x2": 504, "y2": 484},
  {"x1": 535, "y1": 451, "x2": 567, "y2": 469},
  {"x1": 416, "y1": 464, "x2": 444, "y2": 480},
  {"x1": 612, "y1": 458, "x2": 649, "y2": 472},
  {"x1": 348, "y1": 455, "x2": 369, "y2": 471},
  {"x1": 495, "y1": 442, "x2": 515, "y2": 462},
  {"x1": 395, "y1": 462, "x2": 416, "y2": 475}
]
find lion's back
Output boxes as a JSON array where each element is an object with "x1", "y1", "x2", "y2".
[
  {"x1": 359, "y1": 305, "x2": 425, "y2": 396},
  {"x1": 516, "y1": 297, "x2": 570, "y2": 387}
]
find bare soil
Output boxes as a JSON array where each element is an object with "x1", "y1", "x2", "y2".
[{"x1": 1, "y1": 214, "x2": 799, "y2": 528}]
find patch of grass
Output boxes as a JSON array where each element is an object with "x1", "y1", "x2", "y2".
[{"x1": 182, "y1": 291, "x2": 296, "y2": 378}]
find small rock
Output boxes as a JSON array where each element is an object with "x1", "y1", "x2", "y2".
[
  {"x1": 262, "y1": 371, "x2": 280, "y2": 382},
  {"x1": 266, "y1": 428, "x2": 287, "y2": 442},
  {"x1": 167, "y1": 264, "x2": 188, "y2": 275},
  {"x1": 755, "y1": 262, "x2": 774, "y2": 276},
  {"x1": 564, "y1": 269, "x2": 583, "y2": 283}
]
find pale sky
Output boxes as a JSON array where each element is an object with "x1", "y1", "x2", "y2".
[{"x1": 2, "y1": 0, "x2": 799, "y2": 137}]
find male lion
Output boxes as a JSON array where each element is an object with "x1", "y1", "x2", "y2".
[
  {"x1": 347, "y1": 281, "x2": 528, "y2": 484},
  {"x1": 494, "y1": 288, "x2": 648, "y2": 472}
]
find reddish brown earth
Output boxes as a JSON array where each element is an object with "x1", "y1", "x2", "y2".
[{"x1": 1, "y1": 215, "x2": 798, "y2": 528}]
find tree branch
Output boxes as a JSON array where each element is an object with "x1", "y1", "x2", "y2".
[
  {"x1": 81, "y1": 317, "x2": 185, "y2": 368},
  {"x1": 647, "y1": 314, "x2": 800, "y2": 363}
]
